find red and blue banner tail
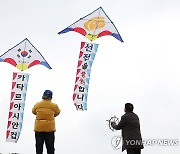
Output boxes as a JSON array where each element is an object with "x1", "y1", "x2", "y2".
[
  {"x1": 6, "y1": 72, "x2": 29, "y2": 143},
  {"x1": 73, "y1": 42, "x2": 98, "y2": 111}
]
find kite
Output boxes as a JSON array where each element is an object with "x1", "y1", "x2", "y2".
[
  {"x1": 0, "y1": 38, "x2": 52, "y2": 71},
  {"x1": 58, "y1": 7, "x2": 123, "y2": 42},
  {"x1": 58, "y1": 7, "x2": 123, "y2": 110},
  {"x1": 73, "y1": 42, "x2": 98, "y2": 110},
  {"x1": 6, "y1": 72, "x2": 29, "y2": 142},
  {"x1": 2, "y1": 38, "x2": 51, "y2": 142}
]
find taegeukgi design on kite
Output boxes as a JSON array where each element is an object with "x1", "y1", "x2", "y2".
[
  {"x1": 0, "y1": 38, "x2": 51, "y2": 71},
  {"x1": 0, "y1": 38, "x2": 52, "y2": 142}
]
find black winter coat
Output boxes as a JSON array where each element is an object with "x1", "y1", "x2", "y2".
[{"x1": 111, "y1": 112, "x2": 144, "y2": 151}]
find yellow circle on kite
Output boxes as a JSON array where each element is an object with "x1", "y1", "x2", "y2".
[
  {"x1": 16, "y1": 63, "x2": 28, "y2": 71},
  {"x1": 85, "y1": 34, "x2": 98, "y2": 41},
  {"x1": 84, "y1": 16, "x2": 105, "y2": 31}
]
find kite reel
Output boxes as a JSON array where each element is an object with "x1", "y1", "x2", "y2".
[{"x1": 106, "y1": 115, "x2": 119, "y2": 131}]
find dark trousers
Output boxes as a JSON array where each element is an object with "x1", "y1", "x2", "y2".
[
  {"x1": 35, "y1": 132, "x2": 55, "y2": 154},
  {"x1": 127, "y1": 148, "x2": 141, "y2": 154}
]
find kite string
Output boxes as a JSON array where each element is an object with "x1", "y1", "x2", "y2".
[
  {"x1": 22, "y1": 39, "x2": 27, "y2": 71},
  {"x1": 92, "y1": 8, "x2": 102, "y2": 41}
]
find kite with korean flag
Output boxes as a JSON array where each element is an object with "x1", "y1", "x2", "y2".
[{"x1": 0, "y1": 38, "x2": 51, "y2": 142}]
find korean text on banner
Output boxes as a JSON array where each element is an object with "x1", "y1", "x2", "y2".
[
  {"x1": 6, "y1": 72, "x2": 29, "y2": 142},
  {"x1": 73, "y1": 42, "x2": 98, "y2": 111}
]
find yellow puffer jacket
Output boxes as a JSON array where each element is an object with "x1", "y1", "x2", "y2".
[{"x1": 32, "y1": 99, "x2": 60, "y2": 132}]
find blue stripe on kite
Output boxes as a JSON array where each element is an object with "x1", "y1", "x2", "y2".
[
  {"x1": 19, "y1": 122, "x2": 23, "y2": 130},
  {"x1": 21, "y1": 103, "x2": 25, "y2": 110},
  {"x1": 20, "y1": 113, "x2": 24, "y2": 120},
  {"x1": 17, "y1": 132, "x2": 21, "y2": 141},
  {"x1": 88, "y1": 61, "x2": 93, "y2": 68},
  {"x1": 25, "y1": 74, "x2": 29, "y2": 82},
  {"x1": 58, "y1": 27, "x2": 74, "y2": 34},
  {"x1": 84, "y1": 94, "x2": 88, "y2": 102},
  {"x1": 23, "y1": 93, "x2": 26, "y2": 101},
  {"x1": 91, "y1": 53, "x2": 96, "y2": 61},
  {"x1": 24, "y1": 83, "x2": 28, "y2": 91},
  {"x1": 112, "y1": 33, "x2": 124, "y2": 42},
  {"x1": 40, "y1": 61, "x2": 52, "y2": 69},
  {"x1": 86, "y1": 69, "x2": 91, "y2": 77},
  {"x1": 85, "y1": 78, "x2": 90, "y2": 85},
  {"x1": 83, "y1": 103, "x2": 87, "y2": 110},
  {"x1": 85, "y1": 85, "x2": 89, "y2": 92},
  {"x1": 93, "y1": 44, "x2": 99, "y2": 52},
  {"x1": 0, "y1": 58, "x2": 4, "y2": 62}
]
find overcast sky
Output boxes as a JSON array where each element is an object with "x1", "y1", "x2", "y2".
[{"x1": 0, "y1": 0, "x2": 180, "y2": 154}]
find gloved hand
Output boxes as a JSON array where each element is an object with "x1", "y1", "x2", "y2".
[{"x1": 111, "y1": 122, "x2": 116, "y2": 128}]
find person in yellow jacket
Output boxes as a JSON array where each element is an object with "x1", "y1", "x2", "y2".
[{"x1": 32, "y1": 90, "x2": 60, "y2": 154}]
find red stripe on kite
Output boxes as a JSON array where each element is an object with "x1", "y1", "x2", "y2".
[
  {"x1": 98, "y1": 30, "x2": 112, "y2": 38},
  {"x1": 80, "y1": 42, "x2": 85, "y2": 49},
  {"x1": 74, "y1": 27, "x2": 86, "y2": 36},
  {"x1": 13, "y1": 72, "x2": 17, "y2": 80},
  {"x1": 8, "y1": 112, "x2": 13, "y2": 119},
  {"x1": 75, "y1": 77, "x2": 79, "y2": 83},
  {"x1": 78, "y1": 60, "x2": 82, "y2": 67},
  {"x1": 11, "y1": 92, "x2": 15, "y2": 101},
  {"x1": 79, "y1": 51, "x2": 84, "y2": 58},
  {"x1": 10, "y1": 102, "x2": 14, "y2": 110},
  {"x1": 4, "y1": 58, "x2": 17, "y2": 67},
  {"x1": 7, "y1": 121, "x2": 11, "y2": 129},
  {"x1": 73, "y1": 93, "x2": 76, "y2": 101},
  {"x1": 12, "y1": 82, "x2": 16, "y2": 89},
  {"x1": 76, "y1": 69, "x2": 81, "y2": 76},
  {"x1": 74, "y1": 85, "x2": 78, "y2": 91},
  {"x1": 28, "y1": 60, "x2": 40, "y2": 68},
  {"x1": 6, "y1": 130, "x2": 10, "y2": 139}
]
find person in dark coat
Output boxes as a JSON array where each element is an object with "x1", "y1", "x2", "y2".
[{"x1": 111, "y1": 103, "x2": 144, "y2": 154}]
